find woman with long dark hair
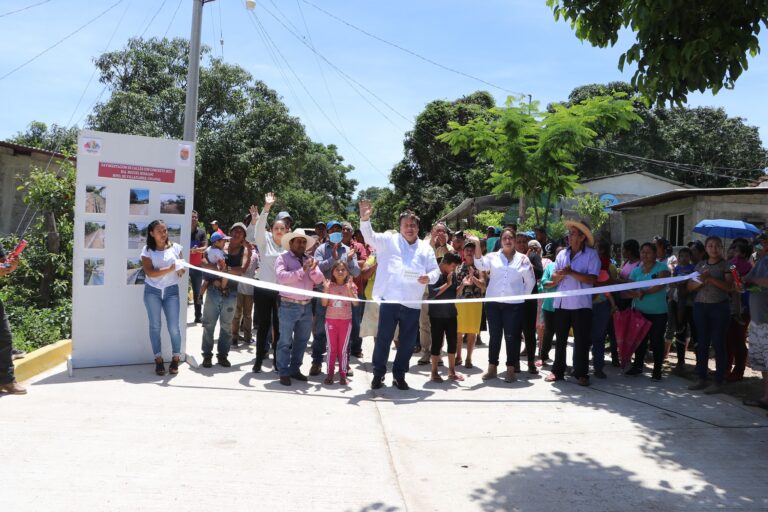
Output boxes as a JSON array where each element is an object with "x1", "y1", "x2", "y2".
[
  {"x1": 687, "y1": 236, "x2": 734, "y2": 394},
  {"x1": 140, "y1": 220, "x2": 185, "y2": 376}
]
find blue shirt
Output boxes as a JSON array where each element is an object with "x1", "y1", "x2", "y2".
[
  {"x1": 553, "y1": 246, "x2": 600, "y2": 310},
  {"x1": 630, "y1": 261, "x2": 669, "y2": 314}
]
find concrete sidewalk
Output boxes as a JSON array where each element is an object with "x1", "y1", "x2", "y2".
[{"x1": 2, "y1": 307, "x2": 768, "y2": 511}]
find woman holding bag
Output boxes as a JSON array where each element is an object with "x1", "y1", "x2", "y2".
[{"x1": 623, "y1": 242, "x2": 670, "y2": 381}]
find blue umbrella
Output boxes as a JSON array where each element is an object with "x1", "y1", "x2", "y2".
[{"x1": 693, "y1": 219, "x2": 761, "y2": 239}]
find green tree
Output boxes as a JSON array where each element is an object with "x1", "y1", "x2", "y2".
[
  {"x1": 389, "y1": 91, "x2": 497, "y2": 230},
  {"x1": 88, "y1": 37, "x2": 356, "y2": 226},
  {"x1": 474, "y1": 211, "x2": 504, "y2": 229},
  {"x1": 438, "y1": 93, "x2": 640, "y2": 230},
  {"x1": 547, "y1": 0, "x2": 767, "y2": 104},
  {"x1": 562, "y1": 82, "x2": 768, "y2": 187},
  {"x1": 11, "y1": 121, "x2": 79, "y2": 153},
  {"x1": 574, "y1": 193, "x2": 610, "y2": 231}
]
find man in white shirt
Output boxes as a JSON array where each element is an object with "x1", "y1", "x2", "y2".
[{"x1": 359, "y1": 201, "x2": 441, "y2": 390}]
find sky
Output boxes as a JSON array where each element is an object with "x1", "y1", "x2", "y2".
[{"x1": 1, "y1": 0, "x2": 767, "y2": 192}]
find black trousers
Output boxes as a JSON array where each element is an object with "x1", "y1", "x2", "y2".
[
  {"x1": 253, "y1": 286, "x2": 279, "y2": 362},
  {"x1": 552, "y1": 308, "x2": 592, "y2": 379},
  {"x1": 430, "y1": 316, "x2": 458, "y2": 355},
  {"x1": 540, "y1": 309, "x2": 555, "y2": 360},
  {"x1": 0, "y1": 298, "x2": 16, "y2": 385},
  {"x1": 521, "y1": 298, "x2": 538, "y2": 367},
  {"x1": 632, "y1": 312, "x2": 667, "y2": 375}
]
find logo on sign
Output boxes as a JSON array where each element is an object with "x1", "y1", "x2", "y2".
[
  {"x1": 599, "y1": 193, "x2": 619, "y2": 212},
  {"x1": 82, "y1": 138, "x2": 102, "y2": 155},
  {"x1": 178, "y1": 143, "x2": 192, "y2": 166}
]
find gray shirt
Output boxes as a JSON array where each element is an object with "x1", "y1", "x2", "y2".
[
  {"x1": 748, "y1": 256, "x2": 768, "y2": 324},
  {"x1": 694, "y1": 259, "x2": 730, "y2": 304}
]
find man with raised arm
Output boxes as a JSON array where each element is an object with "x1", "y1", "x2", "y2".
[{"x1": 359, "y1": 201, "x2": 441, "y2": 390}]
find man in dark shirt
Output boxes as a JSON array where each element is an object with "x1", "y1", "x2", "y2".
[
  {"x1": 0, "y1": 244, "x2": 26, "y2": 394},
  {"x1": 428, "y1": 252, "x2": 463, "y2": 382},
  {"x1": 189, "y1": 210, "x2": 208, "y2": 323}
]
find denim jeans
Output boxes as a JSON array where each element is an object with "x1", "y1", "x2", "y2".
[
  {"x1": 0, "y1": 297, "x2": 16, "y2": 385},
  {"x1": 143, "y1": 283, "x2": 182, "y2": 357},
  {"x1": 373, "y1": 303, "x2": 420, "y2": 380},
  {"x1": 189, "y1": 267, "x2": 203, "y2": 320},
  {"x1": 693, "y1": 300, "x2": 730, "y2": 383},
  {"x1": 277, "y1": 301, "x2": 313, "y2": 377},
  {"x1": 590, "y1": 300, "x2": 612, "y2": 372},
  {"x1": 311, "y1": 300, "x2": 328, "y2": 365},
  {"x1": 201, "y1": 286, "x2": 237, "y2": 357},
  {"x1": 485, "y1": 302, "x2": 523, "y2": 367}
]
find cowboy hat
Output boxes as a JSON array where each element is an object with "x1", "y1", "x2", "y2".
[
  {"x1": 563, "y1": 219, "x2": 594, "y2": 247},
  {"x1": 280, "y1": 228, "x2": 316, "y2": 252}
]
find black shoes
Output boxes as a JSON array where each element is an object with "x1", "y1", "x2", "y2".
[
  {"x1": 371, "y1": 375, "x2": 384, "y2": 389},
  {"x1": 594, "y1": 369, "x2": 607, "y2": 379},
  {"x1": 155, "y1": 357, "x2": 166, "y2": 376},
  {"x1": 309, "y1": 363, "x2": 322, "y2": 376},
  {"x1": 252, "y1": 358, "x2": 263, "y2": 373},
  {"x1": 290, "y1": 372, "x2": 308, "y2": 382},
  {"x1": 202, "y1": 355, "x2": 213, "y2": 368},
  {"x1": 625, "y1": 366, "x2": 643, "y2": 376},
  {"x1": 216, "y1": 355, "x2": 231, "y2": 368},
  {"x1": 392, "y1": 377, "x2": 409, "y2": 391},
  {"x1": 279, "y1": 376, "x2": 291, "y2": 386}
]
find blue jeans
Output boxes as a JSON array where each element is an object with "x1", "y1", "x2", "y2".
[
  {"x1": 485, "y1": 302, "x2": 523, "y2": 367},
  {"x1": 143, "y1": 284, "x2": 182, "y2": 357},
  {"x1": 277, "y1": 301, "x2": 313, "y2": 377},
  {"x1": 311, "y1": 301, "x2": 327, "y2": 364},
  {"x1": 590, "y1": 300, "x2": 612, "y2": 372},
  {"x1": 201, "y1": 287, "x2": 237, "y2": 357},
  {"x1": 349, "y1": 301, "x2": 364, "y2": 356},
  {"x1": 693, "y1": 300, "x2": 730, "y2": 383},
  {"x1": 373, "y1": 303, "x2": 420, "y2": 380}
]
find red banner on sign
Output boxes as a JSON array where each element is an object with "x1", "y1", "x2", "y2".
[{"x1": 98, "y1": 162, "x2": 176, "y2": 183}]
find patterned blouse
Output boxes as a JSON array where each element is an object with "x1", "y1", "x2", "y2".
[{"x1": 456, "y1": 263, "x2": 484, "y2": 298}]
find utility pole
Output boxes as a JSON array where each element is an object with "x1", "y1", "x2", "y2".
[{"x1": 183, "y1": 0, "x2": 206, "y2": 142}]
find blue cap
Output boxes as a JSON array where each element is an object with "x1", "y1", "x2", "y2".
[
  {"x1": 210, "y1": 232, "x2": 230, "y2": 243},
  {"x1": 326, "y1": 220, "x2": 341, "y2": 230}
]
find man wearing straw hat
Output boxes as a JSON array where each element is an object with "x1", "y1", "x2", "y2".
[
  {"x1": 545, "y1": 219, "x2": 600, "y2": 386},
  {"x1": 274, "y1": 229, "x2": 324, "y2": 386}
]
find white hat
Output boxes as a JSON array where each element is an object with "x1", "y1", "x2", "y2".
[{"x1": 280, "y1": 229, "x2": 316, "y2": 252}]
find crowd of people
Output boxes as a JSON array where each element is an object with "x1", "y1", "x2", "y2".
[
  {"x1": 2, "y1": 193, "x2": 766, "y2": 411},
  {"x1": 129, "y1": 193, "x2": 768, "y2": 410}
]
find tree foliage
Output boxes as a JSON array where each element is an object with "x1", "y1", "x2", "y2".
[
  {"x1": 388, "y1": 91, "x2": 497, "y2": 230},
  {"x1": 547, "y1": 0, "x2": 767, "y2": 105},
  {"x1": 562, "y1": 82, "x2": 768, "y2": 187},
  {"x1": 574, "y1": 193, "x2": 610, "y2": 231},
  {"x1": 11, "y1": 121, "x2": 79, "y2": 153},
  {"x1": 88, "y1": 37, "x2": 357, "y2": 226},
  {"x1": 438, "y1": 93, "x2": 640, "y2": 229}
]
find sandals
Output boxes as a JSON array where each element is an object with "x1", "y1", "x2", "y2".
[
  {"x1": 455, "y1": 358, "x2": 463, "y2": 366},
  {"x1": 339, "y1": 376, "x2": 348, "y2": 385},
  {"x1": 169, "y1": 357, "x2": 180, "y2": 375},
  {"x1": 324, "y1": 376, "x2": 334, "y2": 385},
  {"x1": 464, "y1": 359, "x2": 473, "y2": 369},
  {"x1": 449, "y1": 373, "x2": 465, "y2": 382},
  {"x1": 154, "y1": 357, "x2": 165, "y2": 376}
]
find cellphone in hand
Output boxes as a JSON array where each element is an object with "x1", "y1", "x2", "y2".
[{"x1": 0, "y1": 239, "x2": 27, "y2": 268}]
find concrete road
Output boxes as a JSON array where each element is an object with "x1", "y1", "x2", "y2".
[{"x1": 2, "y1": 307, "x2": 767, "y2": 512}]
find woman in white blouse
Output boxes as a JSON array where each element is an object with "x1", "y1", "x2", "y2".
[
  {"x1": 141, "y1": 220, "x2": 186, "y2": 376},
  {"x1": 472, "y1": 228, "x2": 535, "y2": 383}
]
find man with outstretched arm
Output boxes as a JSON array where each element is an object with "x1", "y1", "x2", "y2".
[{"x1": 359, "y1": 201, "x2": 441, "y2": 390}]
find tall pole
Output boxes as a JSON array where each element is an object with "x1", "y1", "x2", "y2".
[{"x1": 183, "y1": 0, "x2": 205, "y2": 142}]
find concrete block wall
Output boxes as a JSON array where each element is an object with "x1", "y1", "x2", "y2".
[{"x1": 621, "y1": 197, "x2": 695, "y2": 244}]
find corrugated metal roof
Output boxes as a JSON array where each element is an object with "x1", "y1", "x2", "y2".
[
  {"x1": 611, "y1": 187, "x2": 768, "y2": 210},
  {"x1": 0, "y1": 140, "x2": 75, "y2": 161}
]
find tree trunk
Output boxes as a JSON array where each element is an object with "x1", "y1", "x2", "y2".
[{"x1": 518, "y1": 196, "x2": 527, "y2": 226}]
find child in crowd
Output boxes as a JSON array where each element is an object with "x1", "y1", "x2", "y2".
[
  {"x1": 322, "y1": 260, "x2": 358, "y2": 385},
  {"x1": 428, "y1": 252, "x2": 463, "y2": 382},
  {"x1": 200, "y1": 232, "x2": 229, "y2": 297},
  {"x1": 669, "y1": 247, "x2": 696, "y2": 373}
]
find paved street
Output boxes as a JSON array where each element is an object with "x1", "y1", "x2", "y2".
[{"x1": 2, "y1": 306, "x2": 768, "y2": 512}]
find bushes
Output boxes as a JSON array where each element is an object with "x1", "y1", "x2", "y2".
[{"x1": 0, "y1": 288, "x2": 71, "y2": 352}]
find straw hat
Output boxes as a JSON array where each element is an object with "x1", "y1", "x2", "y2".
[
  {"x1": 280, "y1": 229, "x2": 316, "y2": 252},
  {"x1": 563, "y1": 219, "x2": 594, "y2": 247}
]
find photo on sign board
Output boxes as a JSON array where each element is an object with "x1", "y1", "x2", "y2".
[
  {"x1": 84, "y1": 221, "x2": 106, "y2": 249},
  {"x1": 126, "y1": 257, "x2": 146, "y2": 285},
  {"x1": 129, "y1": 188, "x2": 149, "y2": 215},
  {"x1": 167, "y1": 224, "x2": 182, "y2": 245},
  {"x1": 84, "y1": 258, "x2": 105, "y2": 286},
  {"x1": 128, "y1": 222, "x2": 148, "y2": 249},
  {"x1": 85, "y1": 185, "x2": 106, "y2": 213},
  {"x1": 160, "y1": 193, "x2": 185, "y2": 215}
]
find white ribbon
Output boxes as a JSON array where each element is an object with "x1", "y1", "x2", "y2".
[{"x1": 182, "y1": 261, "x2": 699, "y2": 305}]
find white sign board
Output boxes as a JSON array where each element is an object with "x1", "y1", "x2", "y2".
[{"x1": 72, "y1": 130, "x2": 195, "y2": 368}]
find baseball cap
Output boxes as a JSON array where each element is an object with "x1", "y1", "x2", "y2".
[
  {"x1": 326, "y1": 220, "x2": 342, "y2": 230},
  {"x1": 276, "y1": 211, "x2": 292, "y2": 223},
  {"x1": 210, "y1": 232, "x2": 230, "y2": 243}
]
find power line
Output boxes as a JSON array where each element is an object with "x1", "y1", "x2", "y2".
[
  {"x1": 139, "y1": 0, "x2": 168, "y2": 38},
  {"x1": 250, "y1": 11, "x2": 389, "y2": 180},
  {"x1": 163, "y1": 0, "x2": 184, "y2": 38},
  {"x1": 0, "y1": 0, "x2": 52, "y2": 19},
  {"x1": 0, "y1": 0, "x2": 125, "y2": 82},
  {"x1": 300, "y1": 0, "x2": 528, "y2": 97}
]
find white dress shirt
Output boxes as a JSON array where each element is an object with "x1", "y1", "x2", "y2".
[
  {"x1": 360, "y1": 220, "x2": 440, "y2": 309},
  {"x1": 474, "y1": 250, "x2": 535, "y2": 304}
]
